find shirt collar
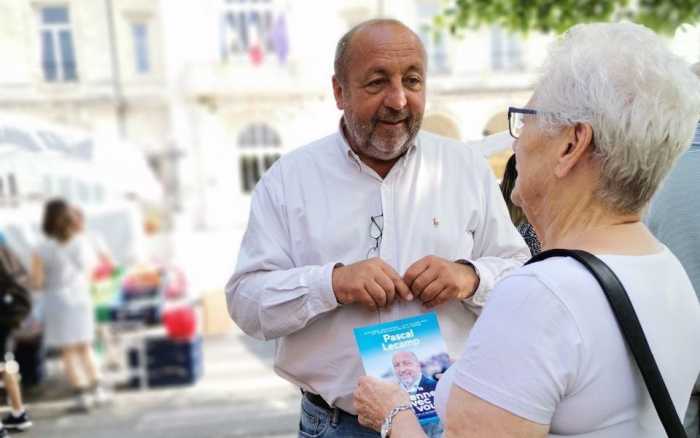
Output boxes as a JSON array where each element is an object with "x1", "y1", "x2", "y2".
[
  {"x1": 336, "y1": 119, "x2": 362, "y2": 169},
  {"x1": 399, "y1": 375, "x2": 422, "y2": 393},
  {"x1": 336, "y1": 117, "x2": 419, "y2": 172}
]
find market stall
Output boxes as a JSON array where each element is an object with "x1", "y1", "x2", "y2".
[
  {"x1": 0, "y1": 114, "x2": 202, "y2": 391},
  {"x1": 92, "y1": 263, "x2": 203, "y2": 389}
]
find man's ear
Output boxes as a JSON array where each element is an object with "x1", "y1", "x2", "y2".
[
  {"x1": 332, "y1": 75, "x2": 345, "y2": 110},
  {"x1": 554, "y1": 122, "x2": 594, "y2": 178}
]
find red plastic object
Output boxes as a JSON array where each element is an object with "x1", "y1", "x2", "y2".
[
  {"x1": 91, "y1": 258, "x2": 114, "y2": 282},
  {"x1": 162, "y1": 306, "x2": 197, "y2": 340}
]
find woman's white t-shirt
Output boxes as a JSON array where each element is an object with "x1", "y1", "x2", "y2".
[{"x1": 435, "y1": 248, "x2": 700, "y2": 437}]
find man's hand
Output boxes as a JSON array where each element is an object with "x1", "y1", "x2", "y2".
[
  {"x1": 332, "y1": 258, "x2": 413, "y2": 310},
  {"x1": 403, "y1": 256, "x2": 479, "y2": 308}
]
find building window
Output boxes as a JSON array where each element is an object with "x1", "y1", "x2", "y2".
[
  {"x1": 93, "y1": 185, "x2": 104, "y2": 203},
  {"x1": 220, "y1": 0, "x2": 289, "y2": 65},
  {"x1": 43, "y1": 175, "x2": 53, "y2": 195},
  {"x1": 58, "y1": 176, "x2": 71, "y2": 198},
  {"x1": 491, "y1": 26, "x2": 522, "y2": 72},
  {"x1": 132, "y1": 22, "x2": 150, "y2": 74},
  {"x1": 238, "y1": 123, "x2": 281, "y2": 193},
  {"x1": 40, "y1": 6, "x2": 77, "y2": 82},
  {"x1": 7, "y1": 174, "x2": 17, "y2": 198},
  {"x1": 422, "y1": 29, "x2": 449, "y2": 74},
  {"x1": 418, "y1": 2, "x2": 449, "y2": 74}
]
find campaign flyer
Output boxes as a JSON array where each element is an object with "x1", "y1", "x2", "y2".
[{"x1": 353, "y1": 312, "x2": 450, "y2": 425}]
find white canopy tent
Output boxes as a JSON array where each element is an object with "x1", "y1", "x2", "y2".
[
  {"x1": 0, "y1": 113, "x2": 163, "y2": 266},
  {"x1": 0, "y1": 113, "x2": 163, "y2": 204},
  {"x1": 91, "y1": 134, "x2": 164, "y2": 203}
]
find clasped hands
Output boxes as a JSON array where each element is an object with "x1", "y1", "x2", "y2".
[{"x1": 332, "y1": 256, "x2": 479, "y2": 310}]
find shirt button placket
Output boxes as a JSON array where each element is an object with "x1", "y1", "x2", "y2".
[{"x1": 379, "y1": 177, "x2": 399, "y2": 322}]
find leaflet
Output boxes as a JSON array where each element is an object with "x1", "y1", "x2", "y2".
[{"x1": 353, "y1": 312, "x2": 450, "y2": 425}]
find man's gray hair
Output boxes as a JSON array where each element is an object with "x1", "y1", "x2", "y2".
[
  {"x1": 334, "y1": 18, "x2": 424, "y2": 85},
  {"x1": 393, "y1": 350, "x2": 419, "y2": 360},
  {"x1": 532, "y1": 22, "x2": 700, "y2": 214}
]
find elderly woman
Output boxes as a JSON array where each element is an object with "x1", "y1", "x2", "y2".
[{"x1": 354, "y1": 22, "x2": 700, "y2": 438}]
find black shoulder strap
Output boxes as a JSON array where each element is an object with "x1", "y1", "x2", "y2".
[{"x1": 526, "y1": 249, "x2": 687, "y2": 438}]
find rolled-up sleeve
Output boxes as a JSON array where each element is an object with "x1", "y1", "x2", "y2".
[
  {"x1": 462, "y1": 154, "x2": 531, "y2": 309},
  {"x1": 225, "y1": 165, "x2": 340, "y2": 341},
  {"x1": 452, "y1": 274, "x2": 583, "y2": 424}
]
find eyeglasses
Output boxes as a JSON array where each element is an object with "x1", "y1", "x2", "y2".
[
  {"x1": 508, "y1": 106, "x2": 538, "y2": 139},
  {"x1": 367, "y1": 213, "x2": 384, "y2": 258}
]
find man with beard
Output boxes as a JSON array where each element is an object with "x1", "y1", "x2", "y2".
[
  {"x1": 392, "y1": 351, "x2": 436, "y2": 394},
  {"x1": 226, "y1": 18, "x2": 529, "y2": 438}
]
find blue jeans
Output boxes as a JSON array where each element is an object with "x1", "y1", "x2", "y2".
[{"x1": 298, "y1": 394, "x2": 444, "y2": 438}]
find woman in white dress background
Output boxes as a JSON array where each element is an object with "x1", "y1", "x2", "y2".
[{"x1": 30, "y1": 198, "x2": 107, "y2": 411}]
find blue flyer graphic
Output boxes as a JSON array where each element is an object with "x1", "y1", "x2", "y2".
[{"x1": 353, "y1": 312, "x2": 450, "y2": 425}]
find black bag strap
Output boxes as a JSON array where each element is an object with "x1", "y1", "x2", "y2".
[{"x1": 525, "y1": 249, "x2": 687, "y2": 438}]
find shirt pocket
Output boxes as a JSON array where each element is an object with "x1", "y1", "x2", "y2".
[{"x1": 423, "y1": 210, "x2": 476, "y2": 262}]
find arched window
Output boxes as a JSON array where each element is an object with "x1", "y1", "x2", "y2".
[
  {"x1": 481, "y1": 111, "x2": 513, "y2": 179},
  {"x1": 422, "y1": 114, "x2": 460, "y2": 140},
  {"x1": 482, "y1": 111, "x2": 508, "y2": 137},
  {"x1": 238, "y1": 123, "x2": 281, "y2": 193}
]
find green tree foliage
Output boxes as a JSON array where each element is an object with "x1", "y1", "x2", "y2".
[{"x1": 436, "y1": 0, "x2": 700, "y2": 35}]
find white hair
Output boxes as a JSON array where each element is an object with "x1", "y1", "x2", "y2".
[{"x1": 533, "y1": 22, "x2": 700, "y2": 214}]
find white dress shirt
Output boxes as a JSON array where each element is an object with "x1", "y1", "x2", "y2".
[{"x1": 226, "y1": 127, "x2": 530, "y2": 413}]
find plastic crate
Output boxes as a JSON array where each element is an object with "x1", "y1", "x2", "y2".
[{"x1": 127, "y1": 335, "x2": 203, "y2": 388}]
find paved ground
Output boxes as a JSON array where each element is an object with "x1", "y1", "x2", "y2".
[{"x1": 4, "y1": 327, "x2": 301, "y2": 438}]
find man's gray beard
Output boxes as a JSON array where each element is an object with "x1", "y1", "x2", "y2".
[
  {"x1": 345, "y1": 117, "x2": 420, "y2": 161},
  {"x1": 367, "y1": 131, "x2": 412, "y2": 160},
  {"x1": 399, "y1": 375, "x2": 420, "y2": 392}
]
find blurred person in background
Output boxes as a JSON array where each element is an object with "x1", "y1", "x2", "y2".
[
  {"x1": 30, "y1": 199, "x2": 108, "y2": 412},
  {"x1": 500, "y1": 154, "x2": 541, "y2": 255},
  {"x1": 227, "y1": 18, "x2": 529, "y2": 438},
  {"x1": 70, "y1": 206, "x2": 122, "y2": 371},
  {"x1": 70, "y1": 207, "x2": 114, "y2": 277},
  {"x1": 354, "y1": 22, "x2": 700, "y2": 437},
  {"x1": 645, "y1": 62, "x2": 700, "y2": 438},
  {"x1": 0, "y1": 232, "x2": 33, "y2": 435}
]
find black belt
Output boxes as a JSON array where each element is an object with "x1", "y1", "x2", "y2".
[{"x1": 302, "y1": 391, "x2": 333, "y2": 411}]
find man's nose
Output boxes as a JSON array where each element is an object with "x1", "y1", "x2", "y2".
[{"x1": 384, "y1": 82, "x2": 407, "y2": 111}]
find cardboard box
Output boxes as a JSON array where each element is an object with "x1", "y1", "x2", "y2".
[{"x1": 201, "y1": 289, "x2": 233, "y2": 336}]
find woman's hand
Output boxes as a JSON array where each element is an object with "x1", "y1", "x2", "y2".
[{"x1": 353, "y1": 376, "x2": 411, "y2": 431}]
